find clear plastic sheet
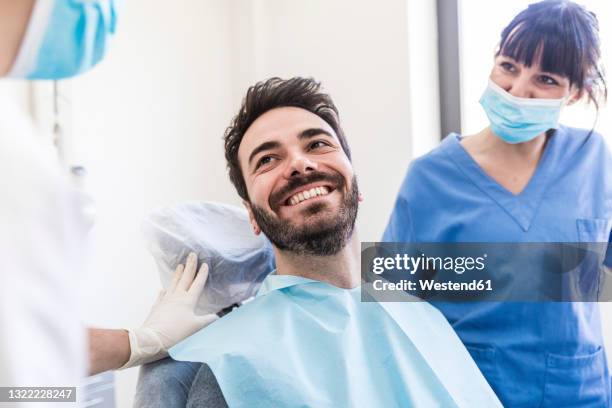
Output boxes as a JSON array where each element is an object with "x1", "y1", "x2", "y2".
[{"x1": 142, "y1": 201, "x2": 275, "y2": 314}]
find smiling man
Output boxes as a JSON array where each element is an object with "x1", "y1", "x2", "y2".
[
  {"x1": 226, "y1": 79, "x2": 361, "y2": 290},
  {"x1": 140, "y1": 77, "x2": 502, "y2": 407}
]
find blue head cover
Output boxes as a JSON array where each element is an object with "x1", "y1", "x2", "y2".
[
  {"x1": 170, "y1": 274, "x2": 502, "y2": 407},
  {"x1": 8, "y1": 0, "x2": 118, "y2": 80},
  {"x1": 479, "y1": 79, "x2": 565, "y2": 144}
]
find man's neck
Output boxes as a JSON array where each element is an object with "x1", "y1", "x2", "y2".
[{"x1": 273, "y1": 231, "x2": 361, "y2": 289}]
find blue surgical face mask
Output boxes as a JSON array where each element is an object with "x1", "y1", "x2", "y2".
[
  {"x1": 479, "y1": 79, "x2": 566, "y2": 144},
  {"x1": 8, "y1": 0, "x2": 118, "y2": 80}
]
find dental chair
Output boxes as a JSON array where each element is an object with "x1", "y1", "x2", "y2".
[{"x1": 139, "y1": 201, "x2": 275, "y2": 406}]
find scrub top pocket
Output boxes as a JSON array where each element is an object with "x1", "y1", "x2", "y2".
[{"x1": 541, "y1": 347, "x2": 609, "y2": 408}]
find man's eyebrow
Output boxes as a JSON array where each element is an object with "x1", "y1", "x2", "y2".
[
  {"x1": 248, "y1": 140, "x2": 281, "y2": 166},
  {"x1": 298, "y1": 128, "x2": 334, "y2": 140}
]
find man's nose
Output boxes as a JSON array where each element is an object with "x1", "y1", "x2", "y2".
[{"x1": 284, "y1": 153, "x2": 318, "y2": 178}]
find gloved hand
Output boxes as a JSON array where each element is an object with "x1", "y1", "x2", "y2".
[{"x1": 120, "y1": 252, "x2": 219, "y2": 368}]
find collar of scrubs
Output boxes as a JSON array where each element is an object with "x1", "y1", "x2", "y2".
[{"x1": 442, "y1": 129, "x2": 562, "y2": 231}]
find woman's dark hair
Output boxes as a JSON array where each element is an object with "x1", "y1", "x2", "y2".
[
  {"x1": 497, "y1": 0, "x2": 607, "y2": 110},
  {"x1": 224, "y1": 77, "x2": 351, "y2": 201}
]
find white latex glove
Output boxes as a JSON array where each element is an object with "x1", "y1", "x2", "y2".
[{"x1": 120, "y1": 252, "x2": 219, "y2": 368}]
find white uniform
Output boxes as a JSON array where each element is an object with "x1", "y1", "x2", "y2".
[{"x1": 0, "y1": 96, "x2": 86, "y2": 394}]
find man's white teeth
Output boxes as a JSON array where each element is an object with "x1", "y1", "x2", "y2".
[{"x1": 288, "y1": 186, "x2": 330, "y2": 206}]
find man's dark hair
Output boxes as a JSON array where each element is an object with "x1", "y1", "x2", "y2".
[{"x1": 224, "y1": 77, "x2": 351, "y2": 201}]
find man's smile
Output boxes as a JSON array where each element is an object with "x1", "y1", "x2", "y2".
[
  {"x1": 269, "y1": 171, "x2": 345, "y2": 213},
  {"x1": 284, "y1": 184, "x2": 335, "y2": 206}
]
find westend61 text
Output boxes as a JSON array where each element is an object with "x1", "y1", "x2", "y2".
[{"x1": 373, "y1": 279, "x2": 493, "y2": 292}]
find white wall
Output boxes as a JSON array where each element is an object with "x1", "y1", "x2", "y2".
[
  {"x1": 406, "y1": 0, "x2": 441, "y2": 157},
  {"x1": 48, "y1": 1, "x2": 432, "y2": 406},
  {"x1": 64, "y1": 1, "x2": 235, "y2": 405}
]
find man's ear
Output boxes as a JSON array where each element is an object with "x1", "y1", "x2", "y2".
[{"x1": 243, "y1": 200, "x2": 261, "y2": 235}]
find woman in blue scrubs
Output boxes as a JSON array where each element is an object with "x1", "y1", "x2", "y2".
[{"x1": 384, "y1": 1, "x2": 611, "y2": 406}]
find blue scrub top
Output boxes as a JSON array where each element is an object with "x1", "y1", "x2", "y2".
[{"x1": 383, "y1": 126, "x2": 612, "y2": 407}]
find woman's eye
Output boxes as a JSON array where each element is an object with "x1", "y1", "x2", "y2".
[
  {"x1": 539, "y1": 75, "x2": 559, "y2": 86},
  {"x1": 500, "y1": 62, "x2": 515, "y2": 72}
]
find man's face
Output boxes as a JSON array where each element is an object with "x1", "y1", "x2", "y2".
[{"x1": 237, "y1": 106, "x2": 359, "y2": 256}]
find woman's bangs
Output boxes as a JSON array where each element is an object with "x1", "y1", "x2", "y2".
[{"x1": 499, "y1": 22, "x2": 583, "y2": 85}]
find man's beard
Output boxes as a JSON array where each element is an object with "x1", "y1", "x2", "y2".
[{"x1": 250, "y1": 173, "x2": 359, "y2": 256}]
